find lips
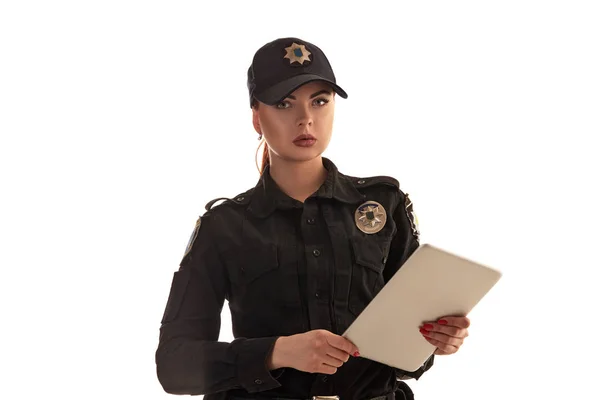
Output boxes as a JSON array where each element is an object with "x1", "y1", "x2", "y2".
[{"x1": 293, "y1": 133, "x2": 316, "y2": 143}]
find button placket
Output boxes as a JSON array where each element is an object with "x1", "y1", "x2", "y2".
[{"x1": 301, "y1": 201, "x2": 331, "y2": 330}]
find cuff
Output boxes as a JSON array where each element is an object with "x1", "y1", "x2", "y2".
[
  {"x1": 233, "y1": 337, "x2": 284, "y2": 393},
  {"x1": 271, "y1": 368, "x2": 286, "y2": 380},
  {"x1": 395, "y1": 354, "x2": 435, "y2": 381}
]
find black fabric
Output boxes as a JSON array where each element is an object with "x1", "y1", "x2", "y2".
[{"x1": 155, "y1": 158, "x2": 432, "y2": 400}]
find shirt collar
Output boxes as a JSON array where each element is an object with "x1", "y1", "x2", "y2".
[{"x1": 247, "y1": 157, "x2": 365, "y2": 218}]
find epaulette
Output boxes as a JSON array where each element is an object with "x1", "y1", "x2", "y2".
[
  {"x1": 204, "y1": 188, "x2": 254, "y2": 211},
  {"x1": 349, "y1": 175, "x2": 400, "y2": 190}
]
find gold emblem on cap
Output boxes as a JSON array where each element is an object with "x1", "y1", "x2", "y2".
[
  {"x1": 354, "y1": 201, "x2": 387, "y2": 234},
  {"x1": 284, "y1": 43, "x2": 312, "y2": 65}
]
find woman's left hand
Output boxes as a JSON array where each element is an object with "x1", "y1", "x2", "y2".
[{"x1": 419, "y1": 316, "x2": 470, "y2": 355}]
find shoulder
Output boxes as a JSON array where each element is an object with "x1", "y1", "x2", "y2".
[
  {"x1": 340, "y1": 171, "x2": 415, "y2": 216},
  {"x1": 344, "y1": 172, "x2": 420, "y2": 239},
  {"x1": 185, "y1": 187, "x2": 254, "y2": 247},
  {"x1": 203, "y1": 188, "x2": 254, "y2": 213},
  {"x1": 345, "y1": 174, "x2": 401, "y2": 191},
  {"x1": 180, "y1": 187, "x2": 254, "y2": 264},
  {"x1": 342, "y1": 172, "x2": 407, "y2": 200}
]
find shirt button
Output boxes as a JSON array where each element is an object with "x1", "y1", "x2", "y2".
[
  {"x1": 322, "y1": 376, "x2": 328, "y2": 382},
  {"x1": 315, "y1": 291, "x2": 320, "y2": 298},
  {"x1": 307, "y1": 218, "x2": 315, "y2": 225},
  {"x1": 313, "y1": 249, "x2": 321, "y2": 257},
  {"x1": 382, "y1": 256, "x2": 388, "y2": 264},
  {"x1": 254, "y1": 379, "x2": 263, "y2": 385},
  {"x1": 357, "y1": 179, "x2": 366, "y2": 184}
]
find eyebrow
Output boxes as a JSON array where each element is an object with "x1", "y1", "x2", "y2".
[{"x1": 286, "y1": 89, "x2": 332, "y2": 100}]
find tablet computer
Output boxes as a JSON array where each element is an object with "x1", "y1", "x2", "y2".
[{"x1": 342, "y1": 243, "x2": 502, "y2": 372}]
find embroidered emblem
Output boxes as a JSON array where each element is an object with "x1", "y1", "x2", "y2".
[
  {"x1": 405, "y1": 193, "x2": 420, "y2": 240},
  {"x1": 283, "y1": 42, "x2": 312, "y2": 65},
  {"x1": 183, "y1": 217, "x2": 202, "y2": 258},
  {"x1": 354, "y1": 201, "x2": 387, "y2": 234}
]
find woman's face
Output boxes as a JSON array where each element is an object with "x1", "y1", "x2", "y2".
[{"x1": 252, "y1": 81, "x2": 335, "y2": 164}]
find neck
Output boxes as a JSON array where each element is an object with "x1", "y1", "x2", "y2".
[{"x1": 268, "y1": 156, "x2": 327, "y2": 203}]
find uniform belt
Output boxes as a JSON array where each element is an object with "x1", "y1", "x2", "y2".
[{"x1": 229, "y1": 392, "x2": 393, "y2": 400}]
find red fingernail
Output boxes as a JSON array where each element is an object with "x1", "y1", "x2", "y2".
[
  {"x1": 419, "y1": 328, "x2": 429, "y2": 335},
  {"x1": 353, "y1": 351, "x2": 360, "y2": 357},
  {"x1": 438, "y1": 319, "x2": 448, "y2": 325},
  {"x1": 423, "y1": 324, "x2": 434, "y2": 330}
]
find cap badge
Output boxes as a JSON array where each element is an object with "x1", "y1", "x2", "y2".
[
  {"x1": 354, "y1": 201, "x2": 387, "y2": 234},
  {"x1": 284, "y1": 42, "x2": 312, "y2": 65}
]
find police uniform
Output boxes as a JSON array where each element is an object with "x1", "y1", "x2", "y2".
[{"x1": 155, "y1": 38, "x2": 433, "y2": 400}]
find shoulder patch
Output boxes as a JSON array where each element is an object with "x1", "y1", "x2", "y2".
[
  {"x1": 405, "y1": 193, "x2": 420, "y2": 240},
  {"x1": 204, "y1": 189, "x2": 253, "y2": 211},
  {"x1": 350, "y1": 175, "x2": 400, "y2": 190},
  {"x1": 183, "y1": 216, "x2": 202, "y2": 259}
]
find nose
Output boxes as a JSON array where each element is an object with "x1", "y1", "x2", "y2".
[{"x1": 296, "y1": 103, "x2": 313, "y2": 127}]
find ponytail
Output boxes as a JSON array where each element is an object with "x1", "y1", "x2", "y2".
[
  {"x1": 252, "y1": 98, "x2": 270, "y2": 175},
  {"x1": 255, "y1": 138, "x2": 270, "y2": 175}
]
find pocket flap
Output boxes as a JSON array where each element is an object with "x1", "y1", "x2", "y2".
[
  {"x1": 350, "y1": 237, "x2": 386, "y2": 273},
  {"x1": 160, "y1": 268, "x2": 191, "y2": 324},
  {"x1": 225, "y1": 243, "x2": 279, "y2": 284}
]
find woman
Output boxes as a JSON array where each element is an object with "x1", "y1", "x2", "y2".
[{"x1": 155, "y1": 37, "x2": 470, "y2": 400}]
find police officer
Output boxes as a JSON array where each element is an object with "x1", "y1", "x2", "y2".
[{"x1": 155, "y1": 37, "x2": 471, "y2": 400}]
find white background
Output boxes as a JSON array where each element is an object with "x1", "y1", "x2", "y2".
[{"x1": 1, "y1": 1, "x2": 599, "y2": 399}]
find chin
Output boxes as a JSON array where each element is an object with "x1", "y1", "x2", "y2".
[
  {"x1": 289, "y1": 148, "x2": 325, "y2": 162},
  {"x1": 273, "y1": 144, "x2": 326, "y2": 163}
]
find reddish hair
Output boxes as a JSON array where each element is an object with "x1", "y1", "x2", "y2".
[
  {"x1": 252, "y1": 98, "x2": 270, "y2": 175},
  {"x1": 255, "y1": 138, "x2": 269, "y2": 175}
]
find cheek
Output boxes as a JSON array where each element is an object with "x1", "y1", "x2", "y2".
[
  {"x1": 260, "y1": 114, "x2": 292, "y2": 151},
  {"x1": 319, "y1": 111, "x2": 335, "y2": 135},
  {"x1": 261, "y1": 111, "x2": 291, "y2": 134}
]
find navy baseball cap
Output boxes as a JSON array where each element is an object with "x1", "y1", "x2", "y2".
[{"x1": 247, "y1": 37, "x2": 348, "y2": 107}]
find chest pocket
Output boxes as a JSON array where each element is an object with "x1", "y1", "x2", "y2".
[
  {"x1": 348, "y1": 236, "x2": 390, "y2": 316},
  {"x1": 223, "y1": 243, "x2": 300, "y2": 307},
  {"x1": 225, "y1": 243, "x2": 279, "y2": 285}
]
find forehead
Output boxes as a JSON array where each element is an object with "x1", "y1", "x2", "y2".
[{"x1": 289, "y1": 81, "x2": 333, "y2": 96}]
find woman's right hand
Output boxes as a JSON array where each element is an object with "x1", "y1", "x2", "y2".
[{"x1": 267, "y1": 330, "x2": 360, "y2": 375}]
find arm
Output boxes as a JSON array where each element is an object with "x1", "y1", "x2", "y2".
[
  {"x1": 383, "y1": 190, "x2": 435, "y2": 380},
  {"x1": 155, "y1": 214, "x2": 283, "y2": 395}
]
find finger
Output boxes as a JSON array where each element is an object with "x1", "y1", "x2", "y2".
[
  {"x1": 424, "y1": 336, "x2": 459, "y2": 355},
  {"x1": 318, "y1": 364, "x2": 338, "y2": 375},
  {"x1": 421, "y1": 323, "x2": 468, "y2": 339},
  {"x1": 326, "y1": 346, "x2": 351, "y2": 363},
  {"x1": 437, "y1": 316, "x2": 470, "y2": 329},
  {"x1": 322, "y1": 354, "x2": 344, "y2": 368},
  {"x1": 327, "y1": 334, "x2": 359, "y2": 355},
  {"x1": 421, "y1": 330, "x2": 464, "y2": 348}
]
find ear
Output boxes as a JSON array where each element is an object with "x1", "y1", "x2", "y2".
[{"x1": 252, "y1": 108, "x2": 261, "y2": 135}]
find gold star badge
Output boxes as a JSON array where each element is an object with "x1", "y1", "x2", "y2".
[
  {"x1": 283, "y1": 42, "x2": 312, "y2": 65},
  {"x1": 355, "y1": 201, "x2": 387, "y2": 234}
]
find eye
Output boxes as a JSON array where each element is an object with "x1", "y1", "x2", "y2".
[
  {"x1": 313, "y1": 98, "x2": 330, "y2": 107},
  {"x1": 276, "y1": 101, "x2": 291, "y2": 109}
]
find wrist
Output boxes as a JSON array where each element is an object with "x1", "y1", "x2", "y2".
[{"x1": 267, "y1": 336, "x2": 289, "y2": 370}]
